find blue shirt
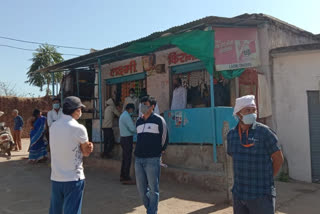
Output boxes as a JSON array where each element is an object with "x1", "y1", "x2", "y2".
[
  {"x1": 14, "y1": 115, "x2": 24, "y2": 131},
  {"x1": 227, "y1": 122, "x2": 281, "y2": 200},
  {"x1": 119, "y1": 111, "x2": 136, "y2": 137}
]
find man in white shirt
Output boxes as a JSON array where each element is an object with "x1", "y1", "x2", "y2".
[
  {"x1": 47, "y1": 97, "x2": 63, "y2": 127},
  {"x1": 49, "y1": 96, "x2": 93, "y2": 214},
  {"x1": 122, "y1": 88, "x2": 139, "y2": 114},
  {"x1": 171, "y1": 78, "x2": 187, "y2": 110}
]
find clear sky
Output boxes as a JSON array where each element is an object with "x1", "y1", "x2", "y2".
[{"x1": 1, "y1": 0, "x2": 319, "y2": 97}]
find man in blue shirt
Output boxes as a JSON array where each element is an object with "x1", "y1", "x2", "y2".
[
  {"x1": 135, "y1": 96, "x2": 168, "y2": 214},
  {"x1": 119, "y1": 103, "x2": 136, "y2": 185},
  {"x1": 227, "y1": 95, "x2": 284, "y2": 214},
  {"x1": 12, "y1": 109, "x2": 23, "y2": 151}
]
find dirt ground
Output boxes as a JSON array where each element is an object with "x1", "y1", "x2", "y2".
[{"x1": 0, "y1": 139, "x2": 320, "y2": 214}]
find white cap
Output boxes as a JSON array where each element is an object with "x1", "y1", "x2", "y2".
[{"x1": 233, "y1": 95, "x2": 256, "y2": 116}]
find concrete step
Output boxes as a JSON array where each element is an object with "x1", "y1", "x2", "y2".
[
  {"x1": 161, "y1": 165, "x2": 227, "y2": 192},
  {"x1": 84, "y1": 156, "x2": 227, "y2": 192},
  {"x1": 165, "y1": 162, "x2": 225, "y2": 174}
]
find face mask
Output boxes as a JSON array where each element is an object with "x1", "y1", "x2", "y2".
[
  {"x1": 130, "y1": 93, "x2": 134, "y2": 98},
  {"x1": 241, "y1": 113, "x2": 257, "y2": 125},
  {"x1": 140, "y1": 104, "x2": 150, "y2": 115},
  {"x1": 53, "y1": 103, "x2": 60, "y2": 109},
  {"x1": 129, "y1": 112, "x2": 134, "y2": 116}
]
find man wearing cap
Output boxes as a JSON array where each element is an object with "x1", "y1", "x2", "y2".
[
  {"x1": 227, "y1": 95, "x2": 284, "y2": 214},
  {"x1": 49, "y1": 96, "x2": 93, "y2": 214}
]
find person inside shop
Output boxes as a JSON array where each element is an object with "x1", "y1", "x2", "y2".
[
  {"x1": 123, "y1": 88, "x2": 139, "y2": 115},
  {"x1": 119, "y1": 103, "x2": 136, "y2": 185},
  {"x1": 102, "y1": 98, "x2": 120, "y2": 158},
  {"x1": 171, "y1": 78, "x2": 187, "y2": 110}
]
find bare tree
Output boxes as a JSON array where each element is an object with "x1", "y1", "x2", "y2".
[
  {"x1": 0, "y1": 81, "x2": 36, "y2": 97},
  {"x1": 0, "y1": 81, "x2": 18, "y2": 96}
]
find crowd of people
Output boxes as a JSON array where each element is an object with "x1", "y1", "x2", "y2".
[{"x1": 7, "y1": 78, "x2": 284, "y2": 214}]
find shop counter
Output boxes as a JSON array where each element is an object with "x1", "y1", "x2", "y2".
[{"x1": 164, "y1": 107, "x2": 237, "y2": 145}]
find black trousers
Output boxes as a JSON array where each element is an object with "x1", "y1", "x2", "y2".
[
  {"x1": 120, "y1": 136, "x2": 133, "y2": 180},
  {"x1": 103, "y1": 128, "x2": 115, "y2": 155}
]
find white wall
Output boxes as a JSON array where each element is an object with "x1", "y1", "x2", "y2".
[
  {"x1": 273, "y1": 50, "x2": 320, "y2": 182},
  {"x1": 257, "y1": 23, "x2": 318, "y2": 128}
]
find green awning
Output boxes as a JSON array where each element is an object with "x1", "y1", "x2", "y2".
[
  {"x1": 220, "y1": 68, "x2": 245, "y2": 79},
  {"x1": 126, "y1": 30, "x2": 215, "y2": 75},
  {"x1": 105, "y1": 72, "x2": 146, "y2": 85}
]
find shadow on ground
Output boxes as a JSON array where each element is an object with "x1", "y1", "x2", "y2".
[{"x1": 0, "y1": 150, "x2": 230, "y2": 214}]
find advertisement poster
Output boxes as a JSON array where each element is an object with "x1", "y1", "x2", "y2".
[{"x1": 214, "y1": 28, "x2": 260, "y2": 71}]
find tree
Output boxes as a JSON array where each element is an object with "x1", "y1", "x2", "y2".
[
  {"x1": 0, "y1": 81, "x2": 36, "y2": 97},
  {"x1": 0, "y1": 81, "x2": 17, "y2": 96},
  {"x1": 26, "y1": 44, "x2": 64, "y2": 95}
]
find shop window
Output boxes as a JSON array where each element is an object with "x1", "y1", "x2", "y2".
[
  {"x1": 106, "y1": 79, "x2": 146, "y2": 108},
  {"x1": 172, "y1": 69, "x2": 231, "y2": 108}
]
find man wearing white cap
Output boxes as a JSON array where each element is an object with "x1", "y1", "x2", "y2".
[{"x1": 227, "y1": 95, "x2": 284, "y2": 214}]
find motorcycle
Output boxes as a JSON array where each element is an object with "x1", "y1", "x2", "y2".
[{"x1": 0, "y1": 111, "x2": 15, "y2": 159}]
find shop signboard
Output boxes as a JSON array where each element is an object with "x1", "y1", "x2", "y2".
[
  {"x1": 102, "y1": 56, "x2": 144, "y2": 79},
  {"x1": 214, "y1": 28, "x2": 260, "y2": 71},
  {"x1": 167, "y1": 48, "x2": 200, "y2": 66}
]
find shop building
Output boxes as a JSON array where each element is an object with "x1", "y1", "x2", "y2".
[{"x1": 38, "y1": 13, "x2": 319, "y2": 190}]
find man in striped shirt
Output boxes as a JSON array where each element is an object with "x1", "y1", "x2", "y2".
[{"x1": 134, "y1": 96, "x2": 168, "y2": 214}]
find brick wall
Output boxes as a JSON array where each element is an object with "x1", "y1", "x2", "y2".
[{"x1": 0, "y1": 96, "x2": 52, "y2": 138}]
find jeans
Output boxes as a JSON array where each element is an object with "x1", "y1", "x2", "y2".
[
  {"x1": 120, "y1": 136, "x2": 133, "y2": 180},
  {"x1": 103, "y1": 128, "x2": 115, "y2": 155},
  {"x1": 233, "y1": 196, "x2": 276, "y2": 214},
  {"x1": 135, "y1": 157, "x2": 161, "y2": 214},
  {"x1": 49, "y1": 180, "x2": 85, "y2": 214}
]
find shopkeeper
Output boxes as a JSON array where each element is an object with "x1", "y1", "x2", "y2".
[
  {"x1": 122, "y1": 88, "x2": 139, "y2": 114},
  {"x1": 171, "y1": 78, "x2": 187, "y2": 110}
]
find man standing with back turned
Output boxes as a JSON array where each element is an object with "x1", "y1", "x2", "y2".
[
  {"x1": 227, "y1": 95, "x2": 284, "y2": 214},
  {"x1": 49, "y1": 96, "x2": 93, "y2": 214},
  {"x1": 135, "y1": 96, "x2": 169, "y2": 214},
  {"x1": 12, "y1": 109, "x2": 23, "y2": 151}
]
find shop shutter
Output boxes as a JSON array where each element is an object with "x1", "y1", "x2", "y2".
[{"x1": 307, "y1": 91, "x2": 320, "y2": 182}]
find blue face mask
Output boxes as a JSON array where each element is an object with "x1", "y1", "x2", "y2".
[
  {"x1": 129, "y1": 112, "x2": 134, "y2": 116},
  {"x1": 53, "y1": 103, "x2": 60, "y2": 110},
  {"x1": 241, "y1": 113, "x2": 257, "y2": 125}
]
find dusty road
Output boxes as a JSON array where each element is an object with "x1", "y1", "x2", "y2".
[{"x1": 0, "y1": 139, "x2": 320, "y2": 214}]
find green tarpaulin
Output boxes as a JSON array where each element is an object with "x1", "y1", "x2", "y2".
[
  {"x1": 220, "y1": 68, "x2": 245, "y2": 79},
  {"x1": 126, "y1": 30, "x2": 215, "y2": 74}
]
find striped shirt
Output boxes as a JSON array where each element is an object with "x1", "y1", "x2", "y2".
[{"x1": 134, "y1": 113, "x2": 169, "y2": 158}]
